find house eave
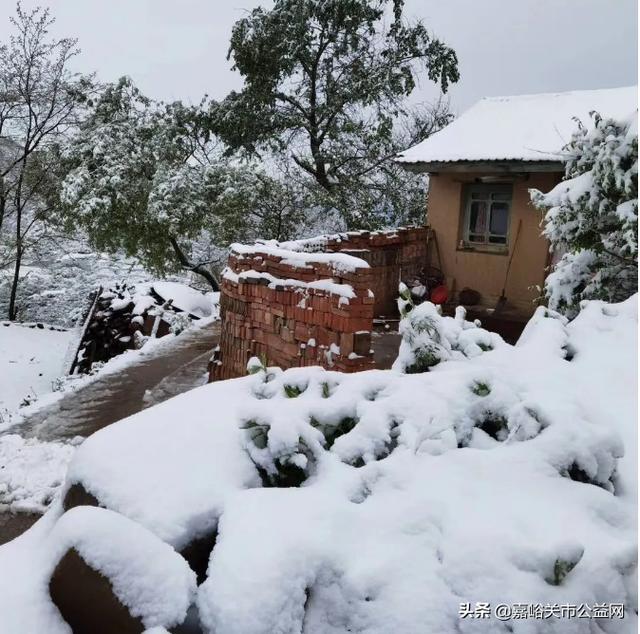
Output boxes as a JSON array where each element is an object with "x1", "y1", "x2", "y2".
[{"x1": 397, "y1": 159, "x2": 564, "y2": 174}]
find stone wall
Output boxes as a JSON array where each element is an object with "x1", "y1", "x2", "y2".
[{"x1": 211, "y1": 226, "x2": 431, "y2": 381}]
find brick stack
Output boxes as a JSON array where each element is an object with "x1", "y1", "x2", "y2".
[
  {"x1": 211, "y1": 226, "x2": 432, "y2": 381},
  {"x1": 211, "y1": 248, "x2": 376, "y2": 381},
  {"x1": 323, "y1": 226, "x2": 432, "y2": 316}
]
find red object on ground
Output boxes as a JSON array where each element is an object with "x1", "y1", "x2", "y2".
[{"x1": 430, "y1": 285, "x2": 448, "y2": 305}]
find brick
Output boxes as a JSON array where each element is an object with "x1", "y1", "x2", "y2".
[
  {"x1": 353, "y1": 331, "x2": 371, "y2": 356},
  {"x1": 339, "y1": 332, "x2": 354, "y2": 356}
]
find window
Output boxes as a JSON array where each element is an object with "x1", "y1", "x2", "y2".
[{"x1": 462, "y1": 184, "x2": 512, "y2": 247}]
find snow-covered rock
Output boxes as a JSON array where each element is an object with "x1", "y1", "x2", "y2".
[
  {"x1": 62, "y1": 379, "x2": 258, "y2": 550},
  {"x1": 48, "y1": 506, "x2": 196, "y2": 632}
]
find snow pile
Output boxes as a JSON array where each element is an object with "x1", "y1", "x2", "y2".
[
  {"x1": 151, "y1": 281, "x2": 215, "y2": 318},
  {"x1": 105, "y1": 281, "x2": 215, "y2": 319},
  {"x1": 48, "y1": 506, "x2": 197, "y2": 630},
  {"x1": 0, "y1": 296, "x2": 636, "y2": 633},
  {"x1": 0, "y1": 435, "x2": 78, "y2": 513}
]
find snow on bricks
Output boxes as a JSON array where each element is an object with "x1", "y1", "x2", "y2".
[
  {"x1": 213, "y1": 243, "x2": 376, "y2": 380},
  {"x1": 213, "y1": 227, "x2": 431, "y2": 380},
  {"x1": 278, "y1": 225, "x2": 433, "y2": 315}
]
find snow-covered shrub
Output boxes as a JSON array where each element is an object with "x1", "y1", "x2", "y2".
[
  {"x1": 531, "y1": 113, "x2": 638, "y2": 316},
  {"x1": 168, "y1": 312, "x2": 192, "y2": 335},
  {"x1": 393, "y1": 284, "x2": 504, "y2": 373},
  {"x1": 246, "y1": 355, "x2": 267, "y2": 375}
]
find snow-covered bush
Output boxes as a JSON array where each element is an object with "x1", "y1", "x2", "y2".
[
  {"x1": 168, "y1": 312, "x2": 192, "y2": 336},
  {"x1": 531, "y1": 113, "x2": 638, "y2": 316},
  {"x1": 393, "y1": 283, "x2": 504, "y2": 373}
]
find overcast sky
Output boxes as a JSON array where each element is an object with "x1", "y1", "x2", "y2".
[{"x1": 0, "y1": 0, "x2": 637, "y2": 114}]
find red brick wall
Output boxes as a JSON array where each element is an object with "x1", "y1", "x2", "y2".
[
  {"x1": 321, "y1": 226, "x2": 432, "y2": 316},
  {"x1": 211, "y1": 226, "x2": 431, "y2": 381},
  {"x1": 211, "y1": 249, "x2": 376, "y2": 381}
]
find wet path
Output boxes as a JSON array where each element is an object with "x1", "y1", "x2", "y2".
[
  {"x1": 0, "y1": 324, "x2": 219, "y2": 544},
  {"x1": 10, "y1": 324, "x2": 219, "y2": 442}
]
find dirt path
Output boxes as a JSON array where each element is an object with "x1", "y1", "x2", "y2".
[{"x1": 0, "y1": 324, "x2": 219, "y2": 544}]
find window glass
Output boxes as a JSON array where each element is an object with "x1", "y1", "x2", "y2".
[
  {"x1": 464, "y1": 185, "x2": 512, "y2": 246},
  {"x1": 469, "y1": 200, "x2": 488, "y2": 235},
  {"x1": 489, "y1": 202, "x2": 509, "y2": 236}
]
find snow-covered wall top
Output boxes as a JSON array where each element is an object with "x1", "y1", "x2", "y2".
[
  {"x1": 269, "y1": 227, "x2": 409, "y2": 254},
  {"x1": 229, "y1": 242, "x2": 369, "y2": 274},
  {"x1": 396, "y1": 86, "x2": 637, "y2": 165}
]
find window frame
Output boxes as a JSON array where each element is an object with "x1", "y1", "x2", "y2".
[{"x1": 461, "y1": 183, "x2": 513, "y2": 249}]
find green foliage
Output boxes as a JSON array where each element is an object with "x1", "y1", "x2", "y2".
[
  {"x1": 471, "y1": 382, "x2": 491, "y2": 397},
  {"x1": 56, "y1": 78, "x2": 313, "y2": 289},
  {"x1": 311, "y1": 416, "x2": 359, "y2": 448},
  {"x1": 531, "y1": 113, "x2": 638, "y2": 316},
  {"x1": 247, "y1": 355, "x2": 268, "y2": 375},
  {"x1": 405, "y1": 345, "x2": 441, "y2": 374},
  {"x1": 545, "y1": 549, "x2": 584, "y2": 586},
  {"x1": 476, "y1": 413, "x2": 509, "y2": 441},
  {"x1": 397, "y1": 282, "x2": 414, "y2": 317},
  {"x1": 284, "y1": 383, "x2": 306, "y2": 398},
  {"x1": 212, "y1": 0, "x2": 458, "y2": 228},
  {"x1": 240, "y1": 419, "x2": 270, "y2": 450}
]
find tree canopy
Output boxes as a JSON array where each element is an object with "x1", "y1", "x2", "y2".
[
  {"x1": 211, "y1": 0, "x2": 458, "y2": 227},
  {"x1": 57, "y1": 78, "x2": 312, "y2": 290}
]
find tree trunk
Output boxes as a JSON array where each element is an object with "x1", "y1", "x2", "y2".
[
  {"x1": 0, "y1": 192, "x2": 6, "y2": 238},
  {"x1": 169, "y1": 236, "x2": 220, "y2": 292},
  {"x1": 8, "y1": 242, "x2": 22, "y2": 320}
]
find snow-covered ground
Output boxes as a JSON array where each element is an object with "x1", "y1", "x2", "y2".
[
  {"x1": 0, "y1": 296, "x2": 636, "y2": 633},
  {"x1": 0, "y1": 323, "x2": 75, "y2": 418},
  {"x1": 0, "y1": 435, "x2": 80, "y2": 514}
]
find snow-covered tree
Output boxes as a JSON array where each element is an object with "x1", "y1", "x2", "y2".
[
  {"x1": 0, "y1": 4, "x2": 93, "y2": 319},
  {"x1": 56, "y1": 78, "x2": 314, "y2": 291},
  {"x1": 531, "y1": 113, "x2": 638, "y2": 316},
  {"x1": 211, "y1": 0, "x2": 457, "y2": 228}
]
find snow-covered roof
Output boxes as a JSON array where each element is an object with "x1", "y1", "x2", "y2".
[{"x1": 397, "y1": 86, "x2": 637, "y2": 169}]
